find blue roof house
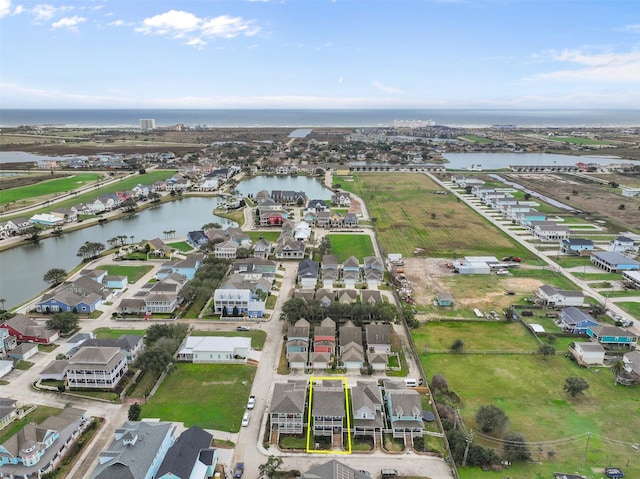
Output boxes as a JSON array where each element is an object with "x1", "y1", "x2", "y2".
[{"x1": 560, "y1": 307, "x2": 599, "y2": 334}]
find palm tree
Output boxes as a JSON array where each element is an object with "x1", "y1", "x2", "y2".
[
  {"x1": 611, "y1": 359, "x2": 625, "y2": 385},
  {"x1": 130, "y1": 235, "x2": 135, "y2": 244},
  {"x1": 0, "y1": 298, "x2": 6, "y2": 312}
]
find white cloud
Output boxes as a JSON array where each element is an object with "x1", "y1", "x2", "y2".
[
  {"x1": 109, "y1": 19, "x2": 132, "y2": 27},
  {"x1": 32, "y1": 3, "x2": 56, "y2": 22},
  {"x1": 338, "y1": 76, "x2": 344, "y2": 84},
  {"x1": 13, "y1": 4, "x2": 23, "y2": 14},
  {"x1": 185, "y1": 37, "x2": 206, "y2": 49},
  {"x1": 529, "y1": 49, "x2": 640, "y2": 83},
  {"x1": 621, "y1": 24, "x2": 640, "y2": 34},
  {"x1": 136, "y1": 10, "x2": 259, "y2": 45},
  {"x1": 0, "y1": 0, "x2": 11, "y2": 18},
  {"x1": 372, "y1": 80, "x2": 403, "y2": 94},
  {"x1": 52, "y1": 15, "x2": 86, "y2": 30}
]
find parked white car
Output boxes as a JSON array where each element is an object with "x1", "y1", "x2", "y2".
[
  {"x1": 247, "y1": 395, "x2": 256, "y2": 409},
  {"x1": 241, "y1": 412, "x2": 250, "y2": 427}
]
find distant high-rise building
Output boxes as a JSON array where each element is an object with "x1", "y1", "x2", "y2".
[{"x1": 140, "y1": 119, "x2": 156, "y2": 130}]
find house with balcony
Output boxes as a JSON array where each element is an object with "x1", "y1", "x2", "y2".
[
  {"x1": 586, "y1": 325, "x2": 638, "y2": 350},
  {"x1": 342, "y1": 256, "x2": 361, "y2": 288},
  {"x1": 321, "y1": 255, "x2": 340, "y2": 288},
  {"x1": 270, "y1": 381, "x2": 307, "y2": 436},
  {"x1": 312, "y1": 380, "x2": 345, "y2": 439},
  {"x1": 608, "y1": 235, "x2": 639, "y2": 255},
  {"x1": 536, "y1": 285, "x2": 584, "y2": 307},
  {"x1": 287, "y1": 318, "x2": 310, "y2": 363},
  {"x1": 560, "y1": 238, "x2": 595, "y2": 256},
  {"x1": 66, "y1": 347, "x2": 128, "y2": 390},
  {"x1": 590, "y1": 251, "x2": 640, "y2": 273},
  {"x1": 274, "y1": 232, "x2": 306, "y2": 259},
  {"x1": 351, "y1": 381, "x2": 384, "y2": 438},
  {"x1": 384, "y1": 383, "x2": 424, "y2": 440},
  {"x1": 252, "y1": 238, "x2": 272, "y2": 259},
  {"x1": 559, "y1": 307, "x2": 599, "y2": 334},
  {"x1": 533, "y1": 223, "x2": 570, "y2": 242},
  {"x1": 213, "y1": 274, "x2": 267, "y2": 318},
  {"x1": 314, "y1": 317, "x2": 336, "y2": 355}
]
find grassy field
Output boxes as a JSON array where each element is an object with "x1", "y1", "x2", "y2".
[
  {"x1": 420, "y1": 349, "x2": 640, "y2": 479},
  {"x1": 93, "y1": 327, "x2": 146, "y2": 339},
  {"x1": 509, "y1": 268, "x2": 580, "y2": 290},
  {"x1": 247, "y1": 231, "x2": 281, "y2": 243},
  {"x1": 96, "y1": 265, "x2": 153, "y2": 283},
  {"x1": 326, "y1": 234, "x2": 375, "y2": 262},
  {"x1": 0, "y1": 173, "x2": 104, "y2": 204},
  {"x1": 413, "y1": 321, "x2": 540, "y2": 352},
  {"x1": 141, "y1": 363, "x2": 256, "y2": 431},
  {"x1": 615, "y1": 301, "x2": 640, "y2": 318},
  {"x1": 460, "y1": 135, "x2": 494, "y2": 144},
  {"x1": 352, "y1": 173, "x2": 533, "y2": 258},
  {"x1": 167, "y1": 241, "x2": 193, "y2": 252}
]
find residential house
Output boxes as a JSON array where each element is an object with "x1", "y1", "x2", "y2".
[
  {"x1": 302, "y1": 211, "x2": 317, "y2": 226},
  {"x1": 608, "y1": 235, "x2": 639, "y2": 255},
  {"x1": 119, "y1": 275, "x2": 184, "y2": 315},
  {"x1": 294, "y1": 221, "x2": 312, "y2": 241},
  {"x1": 586, "y1": 325, "x2": 638, "y2": 349},
  {"x1": 620, "y1": 350, "x2": 640, "y2": 385},
  {"x1": 366, "y1": 323, "x2": 392, "y2": 354},
  {"x1": 75, "y1": 335, "x2": 144, "y2": 363},
  {"x1": 331, "y1": 192, "x2": 351, "y2": 207},
  {"x1": 316, "y1": 289, "x2": 335, "y2": 307},
  {"x1": 339, "y1": 320, "x2": 364, "y2": 370},
  {"x1": 230, "y1": 258, "x2": 277, "y2": 279},
  {"x1": 0, "y1": 328, "x2": 17, "y2": 355},
  {"x1": 66, "y1": 347, "x2": 127, "y2": 390},
  {"x1": 536, "y1": 285, "x2": 584, "y2": 307},
  {"x1": 343, "y1": 213, "x2": 359, "y2": 228},
  {"x1": 570, "y1": 342, "x2": 606, "y2": 365},
  {"x1": 50, "y1": 208, "x2": 78, "y2": 223},
  {"x1": 312, "y1": 380, "x2": 345, "y2": 438},
  {"x1": 225, "y1": 227, "x2": 251, "y2": 247},
  {"x1": 0, "y1": 398, "x2": 17, "y2": 429},
  {"x1": 337, "y1": 289, "x2": 358, "y2": 304},
  {"x1": 156, "y1": 254, "x2": 203, "y2": 280},
  {"x1": 0, "y1": 408, "x2": 88, "y2": 477},
  {"x1": 213, "y1": 274, "x2": 267, "y2": 318},
  {"x1": 559, "y1": 307, "x2": 599, "y2": 334},
  {"x1": 0, "y1": 314, "x2": 59, "y2": 345},
  {"x1": 310, "y1": 351, "x2": 332, "y2": 370},
  {"x1": 363, "y1": 256, "x2": 384, "y2": 288},
  {"x1": 329, "y1": 212, "x2": 344, "y2": 228},
  {"x1": 177, "y1": 336, "x2": 251, "y2": 363},
  {"x1": 6, "y1": 217, "x2": 32, "y2": 235},
  {"x1": 307, "y1": 199, "x2": 329, "y2": 213},
  {"x1": 314, "y1": 317, "x2": 336, "y2": 355},
  {"x1": 298, "y1": 259, "x2": 319, "y2": 288},
  {"x1": 351, "y1": 382, "x2": 384, "y2": 438},
  {"x1": 186, "y1": 231, "x2": 209, "y2": 250},
  {"x1": 214, "y1": 239, "x2": 239, "y2": 259},
  {"x1": 8, "y1": 343, "x2": 38, "y2": 361},
  {"x1": 287, "y1": 318, "x2": 310, "y2": 359},
  {"x1": 516, "y1": 210, "x2": 547, "y2": 227},
  {"x1": 30, "y1": 213, "x2": 64, "y2": 227},
  {"x1": 0, "y1": 361, "x2": 13, "y2": 379},
  {"x1": 39, "y1": 360, "x2": 70, "y2": 381},
  {"x1": 90, "y1": 421, "x2": 175, "y2": 479},
  {"x1": 321, "y1": 255, "x2": 340, "y2": 288},
  {"x1": 560, "y1": 238, "x2": 595, "y2": 256},
  {"x1": 361, "y1": 290, "x2": 382, "y2": 305},
  {"x1": 294, "y1": 289, "x2": 315, "y2": 303},
  {"x1": 274, "y1": 232, "x2": 306, "y2": 259},
  {"x1": 139, "y1": 238, "x2": 171, "y2": 257},
  {"x1": 533, "y1": 223, "x2": 571, "y2": 242},
  {"x1": 260, "y1": 210, "x2": 286, "y2": 227},
  {"x1": 37, "y1": 277, "x2": 104, "y2": 314},
  {"x1": 252, "y1": 238, "x2": 272, "y2": 259},
  {"x1": 272, "y1": 190, "x2": 307, "y2": 205},
  {"x1": 269, "y1": 381, "x2": 307, "y2": 436},
  {"x1": 342, "y1": 256, "x2": 361, "y2": 288},
  {"x1": 385, "y1": 384, "x2": 424, "y2": 439},
  {"x1": 301, "y1": 460, "x2": 370, "y2": 479},
  {"x1": 316, "y1": 211, "x2": 331, "y2": 228},
  {"x1": 590, "y1": 251, "x2": 640, "y2": 273}
]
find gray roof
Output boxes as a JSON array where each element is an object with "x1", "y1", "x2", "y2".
[
  {"x1": 339, "y1": 321, "x2": 362, "y2": 347},
  {"x1": 366, "y1": 323, "x2": 392, "y2": 345},
  {"x1": 69, "y1": 347, "x2": 124, "y2": 370},
  {"x1": 270, "y1": 382, "x2": 306, "y2": 415},
  {"x1": 91, "y1": 421, "x2": 174, "y2": 479},
  {"x1": 302, "y1": 459, "x2": 370, "y2": 479},
  {"x1": 9, "y1": 342, "x2": 38, "y2": 355},
  {"x1": 539, "y1": 285, "x2": 584, "y2": 298},
  {"x1": 592, "y1": 251, "x2": 640, "y2": 266},
  {"x1": 312, "y1": 389, "x2": 345, "y2": 417},
  {"x1": 387, "y1": 390, "x2": 422, "y2": 418},
  {"x1": 156, "y1": 426, "x2": 212, "y2": 479}
]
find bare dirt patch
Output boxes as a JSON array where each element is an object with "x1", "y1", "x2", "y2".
[{"x1": 402, "y1": 257, "x2": 542, "y2": 314}]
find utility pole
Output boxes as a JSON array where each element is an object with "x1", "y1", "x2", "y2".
[{"x1": 462, "y1": 430, "x2": 474, "y2": 467}]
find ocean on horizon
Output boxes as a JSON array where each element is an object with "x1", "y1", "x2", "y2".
[{"x1": 0, "y1": 108, "x2": 638, "y2": 129}]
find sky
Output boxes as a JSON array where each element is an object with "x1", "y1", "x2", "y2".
[{"x1": 0, "y1": 0, "x2": 639, "y2": 109}]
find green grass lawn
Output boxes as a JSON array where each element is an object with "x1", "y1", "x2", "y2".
[
  {"x1": 326, "y1": 234, "x2": 375, "y2": 262},
  {"x1": 573, "y1": 272, "x2": 623, "y2": 281},
  {"x1": 420, "y1": 352, "x2": 640, "y2": 479},
  {"x1": 553, "y1": 257, "x2": 592, "y2": 268},
  {"x1": 0, "y1": 173, "x2": 103, "y2": 204},
  {"x1": 353, "y1": 173, "x2": 535, "y2": 259},
  {"x1": 509, "y1": 268, "x2": 580, "y2": 290},
  {"x1": 141, "y1": 363, "x2": 256, "y2": 431},
  {"x1": 96, "y1": 265, "x2": 153, "y2": 283},
  {"x1": 460, "y1": 135, "x2": 494, "y2": 144},
  {"x1": 191, "y1": 329, "x2": 267, "y2": 350},
  {"x1": 167, "y1": 241, "x2": 193, "y2": 252},
  {"x1": 93, "y1": 328, "x2": 146, "y2": 339},
  {"x1": 247, "y1": 231, "x2": 280, "y2": 243},
  {"x1": 413, "y1": 321, "x2": 540, "y2": 352},
  {"x1": 615, "y1": 301, "x2": 640, "y2": 318}
]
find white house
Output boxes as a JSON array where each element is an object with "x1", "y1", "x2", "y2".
[
  {"x1": 608, "y1": 235, "x2": 639, "y2": 255},
  {"x1": 0, "y1": 360, "x2": 13, "y2": 379},
  {"x1": 571, "y1": 342, "x2": 605, "y2": 365},
  {"x1": 536, "y1": 285, "x2": 584, "y2": 307},
  {"x1": 177, "y1": 336, "x2": 251, "y2": 363}
]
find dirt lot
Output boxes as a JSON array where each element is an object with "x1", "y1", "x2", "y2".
[
  {"x1": 402, "y1": 257, "x2": 541, "y2": 317},
  {"x1": 504, "y1": 172, "x2": 640, "y2": 230}
]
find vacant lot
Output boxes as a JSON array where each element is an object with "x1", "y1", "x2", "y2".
[
  {"x1": 420, "y1": 351, "x2": 640, "y2": 479},
  {"x1": 96, "y1": 265, "x2": 153, "y2": 283},
  {"x1": 142, "y1": 363, "x2": 256, "y2": 431},
  {"x1": 354, "y1": 173, "x2": 531, "y2": 258},
  {"x1": 326, "y1": 234, "x2": 375, "y2": 262},
  {"x1": 93, "y1": 328, "x2": 145, "y2": 339},
  {"x1": 504, "y1": 172, "x2": 640, "y2": 230},
  {"x1": 0, "y1": 173, "x2": 103, "y2": 205}
]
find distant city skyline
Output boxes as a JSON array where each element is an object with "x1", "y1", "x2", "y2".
[{"x1": 1, "y1": 0, "x2": 639, "y2": 109}]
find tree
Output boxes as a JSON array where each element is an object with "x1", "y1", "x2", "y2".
[
  {"x1": 121, "y1": 197, "x2": 137, "y2": 211},
  {"x1": 503, "y1": 431, "x2": 531, "y2": 462},
  {"x1": 46, "y1": 312, "x2": 79, "y2": 334},
  {"x1": 450, "y1": 338, "x2": 465, "y2": 353},
  {"x1": 523, "y1": 193, "x2": 532, "y2": 200},
  {"x1": 201, "y1": 222, "x2": 222, "y2": 231},
  {"x1": 128, "y1": 403, "x2": 142, "y2": 421},
  {"x1": 475, "y1": 405, "x2": 509, "y2": 433},
  {"x1": 236, "y1": 247, "x2": 250, "y2": 259},
  {"x1": 0, "y1": 298, "x2": 5, "y2": 312},
  {"x1": 77, "y1": 241, "x2": 105, "y2": 260},
  {"x1": 618, "y1": 204, "x2": 625, "y2": 210},
  {"x1": 258, "y1": 456, "x2": 283, "y2": 479},
  {"x1": 430, "y1": 373, "x2": 449, "y2": 393},
  {"x1": 537, "y1": 343, "x2": 556, "y2": 359},
  {"x1": 43, "y1": 268, "x2": 67, "y2": 286},
  {"x1": 611, "y1": 359, "x2": 625, "y2": 386},
  {"x1": 564, "y1": 376, "x2": 589, "y2": 398}
]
